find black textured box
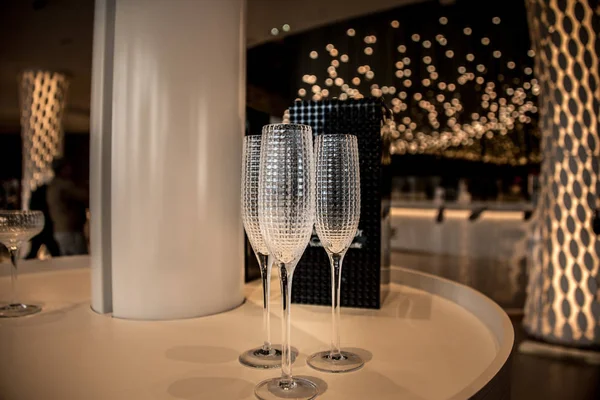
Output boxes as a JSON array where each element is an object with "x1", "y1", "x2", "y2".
[{"x1": 289, "y1": 98, "x2": 391, "y2": 309}]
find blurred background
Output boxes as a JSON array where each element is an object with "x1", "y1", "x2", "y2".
[
  {"x1": 0, "y1": 0, "x2": 599, "y2": 399},
  {"x1": 0, "y1": 0, "x2": 540, "y2": 206}
]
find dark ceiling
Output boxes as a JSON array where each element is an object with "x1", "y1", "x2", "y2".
[{"x1": 0, "y1": 0, "x2": 422, "y2": 133}]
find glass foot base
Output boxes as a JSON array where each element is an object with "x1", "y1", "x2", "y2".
[
  {"x1": 0, "y1": 303, "x2": 41, "y2": 318},
  {"x1": 239, "y1": 345, "x2": 297, "y2": 369},
  {"x1": 307, "y1": 350, "x2": 364, "y2": 373},
  {"x1": 255, "y1": 377, "x2": 318, "y2": 400}
]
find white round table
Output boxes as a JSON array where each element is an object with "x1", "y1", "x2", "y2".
[{"x1": 0, "y1": 256, "x2": 513, "y2": 400}]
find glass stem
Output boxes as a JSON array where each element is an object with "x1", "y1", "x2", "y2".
[
  {"x1": 8, "y1": 246, "x2": 19, "y2": 305},
  {"x1": 278, "y1": 262, "x2": 295, "y2": 388},
  {"x1": 329, "y1": 252, "x2": 344, "y2": 359},
  {"x1": 257, "y1": 253, "x2": 272, "y2": 353}
]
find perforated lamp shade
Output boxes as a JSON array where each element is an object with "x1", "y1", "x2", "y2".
[
  {"x1": 18, "y1": 70, "x2": 69, "y2": 209},
  {"x1": 523, "y1": 0, "x2": 600, "y2": 346}
]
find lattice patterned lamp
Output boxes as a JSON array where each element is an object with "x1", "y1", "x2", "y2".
[
  {"x1": 18, "y1": 70, "x2": 70, "y2": 209},
  {"x1": 523, "y1": 0, "x2": 600, "y2": 347}
]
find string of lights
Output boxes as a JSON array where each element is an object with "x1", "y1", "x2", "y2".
[{"x1": 293, "y1": 14, "x2": 541, "y2": 165}]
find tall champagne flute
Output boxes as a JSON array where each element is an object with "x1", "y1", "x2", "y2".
[
  {"x1": 255, "y1": 124, "x2": 318, "y2": 400},
  {"x1": 307, "y1": 134, "x2": 363, "y2": 373},
  {"x1": 0, "y1": 210, "x2": 45, "y2": 317},
  {"x1": 240, "y1": 135, "x2": 295, "y2": 369}
]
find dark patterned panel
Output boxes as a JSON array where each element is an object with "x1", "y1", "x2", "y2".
[
  {"x1": 523, "y1": 0, "x2": 600, "y2": 347},
  {"x1": 289, "y1": 98, "x2": 391, "y2": 309}
]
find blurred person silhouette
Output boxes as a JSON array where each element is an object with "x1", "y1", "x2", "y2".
[
  {"x1": 25, "y1": 184, "x2": 60, "y2": 259},
  {"x1": 47, "y1": 158, "x2": 89, "y2": 256}
]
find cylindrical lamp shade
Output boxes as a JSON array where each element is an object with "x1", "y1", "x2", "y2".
[
  {"x1": 91, "y1": 0, "x2": 246, "y2": 319},
  {"x1": 524, "y1": 0, "x2": 600, "y2": 346},
  {"x1": 18, "y1": 70, "x2": 69, "y2": 209}
]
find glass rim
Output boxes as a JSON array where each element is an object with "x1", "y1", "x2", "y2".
[{"x1": 261, "y1": 123, "x2": 312, "y2": 133}]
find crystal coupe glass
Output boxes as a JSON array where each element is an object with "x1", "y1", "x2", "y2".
[
  {"x1": 255, "y1": 124, "x2": 318, "y2": 400},
  {"x1": 0, "y1": 210, "x2": 44, "y2": 317},
  {"x1": 307, "y1": 134, "x2": 363, "y2": 373}
]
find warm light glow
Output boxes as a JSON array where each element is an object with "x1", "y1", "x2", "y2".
[
  {"x1": 19, "y1": 70, "x2": 69, "y2": 209},
  {"x1": 524, "y1": 0, "x2": 600, "y2": 344},
  {"x1": 295, "y1": 13, "x2": 540, "y2": 165},
  {"x1": 390, "y1": 208, "x2": 471, "y2": 219}
]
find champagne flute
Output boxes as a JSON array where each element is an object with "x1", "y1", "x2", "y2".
[
  {"x1": 255, "y1": 124, "x2": 318, "y2": 400},
  {"x1": 0, "y1": 210, "x2": 45, "y2": 317},
  {"x1": 240, "y1": 135, "x2": 296, "y2": 369},
  {"x1": 307, "y1": 134, "x2": 363, "y2": 373}
]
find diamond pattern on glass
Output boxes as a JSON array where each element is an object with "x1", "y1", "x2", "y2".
[
  {"x1": 0, "y1": 211, "x2": 45, "y2": 248},
  {"x1": 242, "y1": 136, "x2": 268, "y2": 255},
  {"x1": 258, "y1": 124, "x2": 316, "y2": 264},
  {"x1": 315, "y1": 134, "x2": 361, "y2": 255}
]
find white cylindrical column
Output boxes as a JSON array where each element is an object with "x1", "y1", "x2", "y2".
[
  {"x1": 89, "y1": 0, "x2": 115, "y2": 314},
  {"x1": 91, "y1": 0, "x2": 246, "y2": 319},
  {"x1": 19, "y1": 70, "x2": 69, "y2": 210}
]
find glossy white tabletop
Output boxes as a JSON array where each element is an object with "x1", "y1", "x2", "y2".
[{"x1": 0, "y1": 256, "x2": 512, "y2": 400}]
